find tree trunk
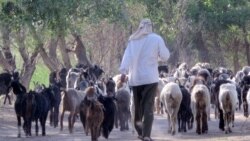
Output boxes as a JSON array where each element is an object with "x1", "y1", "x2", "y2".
[
  {"x1": 168, "y1": 0, "x2": 190, "y2": 68},
  {"x1": 49, "y1": 38, "x2": 58, "y2": 58},
  {"x1": 0, "y1": 24, "x2": 16, "y2": 71},
  {"x1": 19, "y1": 41, "x2": 39, "y2": 89},
  {"x1": 40, "y1": 38, "x2": 61, "y2": 71},
  {"x1": 195, "y1": 31, "x2": 209, "y2": 62},
  {"x1": 232, "y1": 38, "x2": 240, "y2": 73},
  {"x1": 58, "y1": 35, "x2": 72, "y2": 69},
  {"x1": 72, "y1": 34, "x2": 91, "y2": 66},
  {"x1": 20, "y1": 58, "x2": 37, "y2": 89},
  {"x1": 243, "y1": 26, "x2": 250, "y2": 65},
  {"x1": 16, "y1": 28, "x2": 40, "y2": 89},
  {"x1": 211, "y1": 32, "x2": 225, "y2": 66}
]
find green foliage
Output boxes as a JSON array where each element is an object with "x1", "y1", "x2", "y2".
[
  {"x1": 186, "y1": 0, "x2": 250, "y2": 31},
  {"x1": 0, "y1": 1, "x2": 24, "y2": 30},
  {"x1": 30, "y1": 62, "x2": 50, "y2": 89},
  {"x1": 128, "y1": 0, "x2": 179, "y2": 43}
]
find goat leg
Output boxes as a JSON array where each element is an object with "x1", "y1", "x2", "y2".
[
  {"x1": 50, "y1": 109, "x2": 54, "y2": 126},
  {"x1": 40, "y1": 117, "x2": 46, "y2": 136},
  {"x1": 177, "y1": 115, "x2": 181, "y2": 132},
  {"x1": 3, "y1": 93, "x2": 10, "y2": 105},
  {"x1": 35, "y1": 120, "x2": 39, "y2": 136},
  {"x1": 202, "y1": 112, "x2": 208, "y2": 134},
  {"x1": 196, "y1": 113, "x2": 201, "y2": 135},
  {"x1": 17, "y1": 116, "x2": 21, "y2": 138},
  {"x1": 54, "y1": 107, "x2": 60, "y2": 128},
  {"x1": 60, "y1": 110, "x2": 65, "y2": 131}
]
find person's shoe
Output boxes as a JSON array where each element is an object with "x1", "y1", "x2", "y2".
[{"x1": 143, "y1": 137, "x2": 154, "y2": 141}]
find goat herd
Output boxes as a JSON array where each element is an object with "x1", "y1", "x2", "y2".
[
  {"x1": 0, "y1": 63, "x2": 250, "y2": 141},
  {"x1": 157, "y1": 63, "x2": 250, "y2": 136}
]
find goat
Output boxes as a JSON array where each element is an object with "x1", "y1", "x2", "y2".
[
  {"x1": 197, "y1": 68, "x2": 212, "y2": 86},
  {"x1": 80, "y1": 86, "x2": 104, "y2": 141},
  {"x1": 241, "y1": 75, "x2": 250, "y2": 117},
  {"x1": 242, "y1": 66, "x2": 250, "y2": 76},
  {"x1": 10, "y1": 80, "x2": 27, "y2": 137},
  {"x1": 160, "y1": 82, "x2": 182, "y2": 135},
  {"x1": 212, "y1": 79, "x2": 232, "y2": 131},
  {"x1": 49, "y1": 82, "x2": 62, "y2": 128},
  {"x1": 191, "y1": 83, "x2": 210, "y2": 134},
  {"x1": 87, "y1": 65, "x2": 105, "y2": 82},
  {"x1": 60, "y1": 88, "x2": 86, "y2": 133},
  {"x1": 98, "y1": 94, "x2": 116, "y2": 139},
  {"x1": 116, "y1": 88, "x2": 131, "y2": 131},
  {"x1": 0, "y1": 71, "x2": 19, "y2": 104},
  {"x1": 178, "y1": 85, "x2": 193, "y2": 132},
  {"x1": 158, "y1": 65, "x2": 168, "y2": 77},
  {"x1": 219, "y1": 83, "x2": 238, "y2": 134},
  {"x1": 58, "y1": 68, "x2": 68, "y2": 89},
  {"x1": 66, "y1": 68, "x2": 82, "y2": 89},
  {"x1": 106, "y1": 77, "x2": 116, "y2": 97},
  {"x1": 24, "y1": 87, "x2": 54, "y2": 137},
  {"x1": 155, "y1": 77, "x2": 168, "y2": 115}
]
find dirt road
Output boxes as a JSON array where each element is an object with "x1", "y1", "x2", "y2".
[{"x1": 1, "y1": 98, "x2": 250, "y2": 141}]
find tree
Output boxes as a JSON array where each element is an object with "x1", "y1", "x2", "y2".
[{"x1": 186, "y1": 0, "x2": 250, "y2": 66}]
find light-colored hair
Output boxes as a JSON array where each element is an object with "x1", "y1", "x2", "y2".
[{"x1": 129, "y1": 18, "x2": 153, "y2": 41}]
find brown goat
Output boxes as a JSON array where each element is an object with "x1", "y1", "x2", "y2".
[
  {"x1": 80, "y1": 87, "x2": 104, "y2": 141},
  {"x1": 85, "y1": 100, "x2": 104, "y2": 141}
]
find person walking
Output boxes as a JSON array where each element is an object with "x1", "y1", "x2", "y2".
[{"x1": 119, "y1": 18, "x2": 170, "y2": 141}]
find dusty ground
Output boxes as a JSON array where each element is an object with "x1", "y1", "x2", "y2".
[{"x1": 1, "y1": 96, "x2": 250, "y2": 141}]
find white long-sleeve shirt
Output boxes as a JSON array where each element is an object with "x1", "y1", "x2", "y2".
[{"x1": 119, "y1": 33, "x2": 170, "y2": 86}]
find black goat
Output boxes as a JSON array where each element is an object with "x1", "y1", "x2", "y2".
[
  {"x1": 58, "y1": 68, "x2": 68, "y2": 89},
  {"x1": 178, "y1": 85, "x2": 193, "y2": 132},
  {"x1": 240, "y1": 76, "x2": 250, "y2": 117},
  {"x1": 49, "y1": 83, "x2": 62, "y2": 128},
  {"x1": 98, "y1": 95, "x2": 116, "y2": 139},
  {"x1": 10, "y1": 80, "x2": 27, "y2": 138},
  {"x1": 106, "y1": 78, "x2": 116, "y2": 97},
  {"x1": 0, "y1": 71, "x2": 19, "y2": 104},
  {"x1": 24, "y1": 88, "x2": 54, "y2": 136},
  {"x1": 158, "y1": 65, "x2": 168, "y2": 77}
]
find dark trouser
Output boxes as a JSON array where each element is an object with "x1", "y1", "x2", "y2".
[{"x1": 132, "y1": 83, "x2": 158, "y2": 138}]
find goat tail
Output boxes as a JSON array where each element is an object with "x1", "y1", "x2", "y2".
[
  {"x1": 224, "y1": 92, "x2": 231, "y2": 109},
  {"x1": 169, "y1": 94, "x2": 176, "y2": 103},
  {"x1": 225, "y1": 92, "x2": 230, "y2": 102},
  {"x1": 195, "y1": 90, "x2": 204, "y2": 101}
]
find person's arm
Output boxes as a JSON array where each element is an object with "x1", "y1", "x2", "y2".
[
  {"x1": 119, "y1": 43, "x2": 132, "y2": 75},
  {"x1": 158, "y1": 36, "x2": 170, "y2": 62}
]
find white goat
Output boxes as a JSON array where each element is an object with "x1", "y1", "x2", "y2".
[
  {"x1": 219, "y1": 83, "x2": 238, "y2": 134},
  {"x1": 66, "y1": 69, "x2": 81, "y2": 89},
  {"x1": 155, "y1": 77, "x2": 169, "y2": 115},
  {"x1": 160, "y1": 82, "x2": 182, "y2": 135},
  {"x1": 191, "y1": 84, "x2": 210, "y2": 134}
]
